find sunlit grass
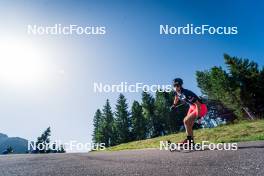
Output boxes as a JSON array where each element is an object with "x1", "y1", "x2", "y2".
[{"x1": 106, "y1": 119, "x2": 264, "y2": 151}]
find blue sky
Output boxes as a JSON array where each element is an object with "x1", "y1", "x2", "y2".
[{"x1": 0, "y1": 0, "x2": 263, "y2": 151}]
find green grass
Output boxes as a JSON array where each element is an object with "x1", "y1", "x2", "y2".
[{"x1": 106, "y1": 119, "x2": 264, "y2": 151}]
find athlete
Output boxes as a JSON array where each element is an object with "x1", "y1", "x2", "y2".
[{"x1": 171, "y1": 78, "x2": 208, "y2": 145}]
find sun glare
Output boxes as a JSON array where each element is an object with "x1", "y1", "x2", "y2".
[{"x1": 0, "y1": 39, "x2": 50, "y2": 88}]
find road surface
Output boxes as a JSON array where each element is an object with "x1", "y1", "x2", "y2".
[{"x1": 0, "y1": 141, "x2": 263, "y2": 176}]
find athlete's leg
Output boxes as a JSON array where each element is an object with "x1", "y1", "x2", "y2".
[
  {"x1": 183, "y1": 110, "x2": 197, "y2": 136},
  {"x1": 184, "y1": 104, "x2": 198, "y2": 136},
  {"x1": 196, "y1": 103, "x2": 201, "y2": 118},
  {"x1": 190, "y1": 103, "x2": 200, "y2": 128}
]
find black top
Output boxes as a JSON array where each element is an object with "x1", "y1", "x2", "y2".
[{"x1": 174, "y1": 88, "x2": 202, "y2": 105}]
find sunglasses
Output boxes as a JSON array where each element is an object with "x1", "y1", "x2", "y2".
[{"x1": 173, "y1": 83, "x2": 181, "y2": 87}]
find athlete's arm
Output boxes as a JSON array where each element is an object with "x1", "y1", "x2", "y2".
[
  {"x1": 173, "y1": 95, "x2": 179, "y2": 107},
  {"x1": 170, "y1": 95, "x2": 179, "y2": 111}
]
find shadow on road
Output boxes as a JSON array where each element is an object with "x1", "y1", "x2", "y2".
[{"x1": 238, "y1": 145, "x2": 264, "y2": 149}]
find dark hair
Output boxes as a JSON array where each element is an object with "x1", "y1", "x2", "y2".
[{"x1": 173, "y1": 78, "x2": 183, "y2": 86}]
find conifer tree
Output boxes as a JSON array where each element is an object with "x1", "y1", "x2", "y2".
[
  {"x1": 115, "y1": 94, "x2": 131, "y2": 143},
  {"x1": 131, "y1": 100, "x2": 146, "y2": 140},
  {"x1": 141, "y1": 91, "x2": 156, "y2": 137},
  {"x1": 92, "y1": 109, "x2": 103, "y2": 143},
  {"x1": 101, "y1": 99, "x2": 116, "y2": 147},
  {"x1": 35, "y1": 127, "x2": 51, "y2": 153},
  {"x1": 196, "y1": 54, "x2": 264, "y2": 119}
]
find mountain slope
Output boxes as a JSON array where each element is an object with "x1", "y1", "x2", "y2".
[{"x1": 0, "y1": 133, "x2": 28, "y2": 154}]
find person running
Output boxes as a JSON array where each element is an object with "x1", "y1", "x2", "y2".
[{"x1": 171, "y1": 78, "x2": 208, "y2": 146}]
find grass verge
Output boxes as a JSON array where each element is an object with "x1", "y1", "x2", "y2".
[{"x1": 106, "y1": 119, "x2": 264, "y2": 151}]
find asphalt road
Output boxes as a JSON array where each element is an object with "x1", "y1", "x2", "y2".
[{"x1": 0, "y1": 141, "x2": 263, "y2": 176}]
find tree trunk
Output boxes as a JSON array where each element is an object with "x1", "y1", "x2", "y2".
[{"x1": 242, "y1": 107, "x2": 255, "y2": 120}]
